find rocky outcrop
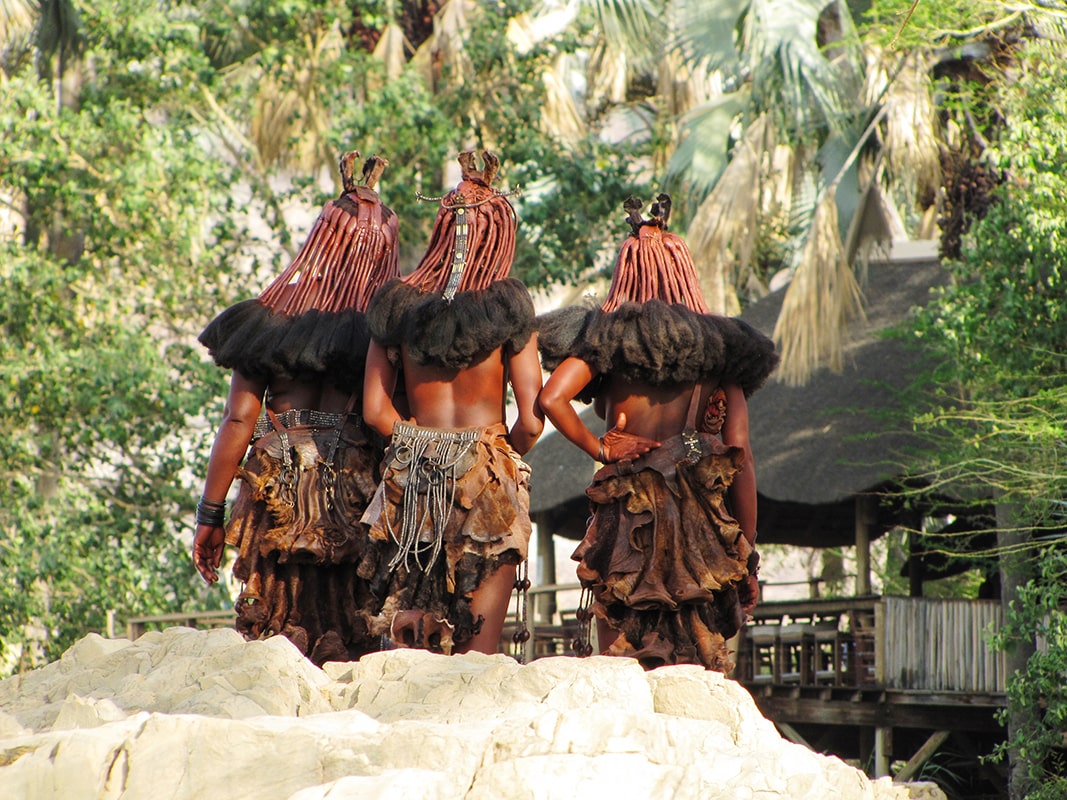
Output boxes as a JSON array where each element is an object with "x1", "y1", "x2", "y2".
[{"x1": 0, "y1": 628, "x2": 943, "y2": 800}]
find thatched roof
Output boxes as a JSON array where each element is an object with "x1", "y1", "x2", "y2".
[
  {"x1": 746, "y1": 251, "x2": 945, "y2": 505},
  {"x1": 526, "y1": 247, "x2": 946, "y2": 547}
]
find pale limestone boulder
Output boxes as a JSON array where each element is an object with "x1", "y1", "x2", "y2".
[
  {"x1": 51, "y1": 695, "x2": 128, "y2": 731},
  {"x1": 0, "y1": 709, "x2": 28, "y2": 738},
  {"x1": 0, "y1": 709, "x2": 386, "y2": 800},
  {"x1": 288, "y1": 769, "x2": 455, "y2": 800},
  {"x1": 0, "y1": 628, "x2": 333, "y2": 732},
  {"x1": 0, "y1": 629, "x2": 945, "y2": 800}
]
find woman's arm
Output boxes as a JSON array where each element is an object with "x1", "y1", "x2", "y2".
[
  {"x1": 506, "y1": 333, "x2": 545, "y2": 455},
  {"x1": 539, "y1": 358, "x2": 659, "y2": 463},
  {"x1": 193, "y1": 369, "x2": 266, "y2": 584},
  {"x1": 538, "y1": 357, "x2": 603, "y2": 459},
  {"x1": 722, "y1": 382, "x2": 756, "y2": 547},
  {"x1": 362, "y1": 340, "x2": 402, "y2": 438}
]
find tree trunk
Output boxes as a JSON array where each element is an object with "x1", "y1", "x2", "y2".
[{"x1": 996, "y1": 499, "x2": 1037, "y2": 800}]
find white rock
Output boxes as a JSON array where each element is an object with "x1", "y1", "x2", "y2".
[
  {"x1": 50, "y1": 695, "x2": 127, "y2": 731},
  {"x1": 287, "y1": 769, "x2": 454, "y2": 800},
  {"x1": 0, "y1": 630, "x2": 945, "y2": 800}
]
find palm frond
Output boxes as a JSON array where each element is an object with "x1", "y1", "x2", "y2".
[
  {"x1": 670, "y1": 0, "x2": 745, "y2": 72},
  {"x1": 584, "y1": 39, "x2": 629, "y2": 111},
  {"x1": 773, "y1": 188, "x2": 865, "y2": 386},
  {"x1": 666, "y1": 89, "x2": 747, "y2": 199},
  {"x1": 582, "y1": 0, "x2": 668, "y2": 67},
  {"x1": 432, "y1": 0, "x2": 476, "y2": 86},
  {"x1": 870, "y1": 48, "x2": 941, "y2": 222},
  {"x1": 843, "y1": 176, "x2": 893, "y2": 277},
  {"x1": 0, "y1": 0, "x2": 35, "y2": 47},
  {"x1": 540, "y1": 53, "x2": 588, "y2": 143},
  {"x1": 814, "y1": 103, "x2": 887, "y2": 251},
  {"x1": 35, "y1": 0, "x2": 82, "y2": 63},
  {"x1": 684, "y1": 113, "x2": 772, "y2": 314},
  {"x1": 372, "y1": 22, "x2": 411, "y2": 83},
  {"x1": 743, "y1": 0, "x2": 861, "y2": 140},
  {"x1": 250, "y1": 23, "x2": 344, "y2": 174},
  {"x1": 655, "y1": 47, "x2": 722, "y2": 118}
]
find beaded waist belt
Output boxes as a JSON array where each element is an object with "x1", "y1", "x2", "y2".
[{"x1": 252, "y1": 409, "x2": 358, "y2": 441}]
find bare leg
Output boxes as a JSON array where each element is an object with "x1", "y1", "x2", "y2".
[
  {"x1": 458, "y1": 564, "x2": 516, "y2": 654},
  {"x1": 597, "y1": 618, "x2": 619, "y2": 653}
]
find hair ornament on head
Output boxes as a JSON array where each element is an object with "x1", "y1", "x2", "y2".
[
  {"x1": 256, "y1": 150, "x2": 400, "y2": 315},
  {"x1": 404, "y1": 150, "x2": 519, "y2": 301},
  {"x1": 601, "y1": 192, "x2": 709, "y2": 314}
]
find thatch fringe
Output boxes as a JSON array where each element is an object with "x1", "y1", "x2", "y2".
[
  {"x1": 773, "y1": 190, "x2": 866, "y2": 386},
  {"x1": 685, "y1": 115, "x2": 774, "y2": 316}
]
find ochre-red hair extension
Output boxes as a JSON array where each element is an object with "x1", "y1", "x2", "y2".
[{"x1": 258, "y1": 152, "x2": 400, "y2": 315}]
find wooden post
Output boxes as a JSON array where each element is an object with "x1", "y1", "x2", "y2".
[
  {"x1": 874, "y1": 599, "x2": 886, "y2": 685},
  {"x1": 855, "y1": 495, "x2": 875, "y2": 596},
  {"x1": 874, "y1": 726, "x2": 892, "y2": 778},
  {"x1": 894, "y1": 730, "x2": 950, "y2": 783},
  {"x1": 536, "y1": 525, "x2": 557, "y2": 624}
]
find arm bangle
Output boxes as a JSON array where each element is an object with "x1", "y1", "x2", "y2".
[
  {"x1": 196, "y1": 497, "x2": 227, "y2": 527},
  {"x1": 597, "y1": 438, "x2": 606, "y2": 463}
]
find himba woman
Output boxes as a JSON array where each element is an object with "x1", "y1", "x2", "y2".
[
  {"x1": 358, "y1": 150, "x2": 544, "y2": 656},
  {"x1": 192, "y1": 152, "x2": 399, "y2": 665},
  {"x1": 537, "y1": 194, "x2": 778, "y2": 672}
]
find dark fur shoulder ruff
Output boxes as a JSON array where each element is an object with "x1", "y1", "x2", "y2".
[
  {"x1": 537, "y1": 300, "x2": 778, "y2": 395},
  {"x1": 198, "y1": 299, "x2": 371, "y2": 391},
  {"x1": 366, "y1": 278, "x2": 536, "y2": 369}
]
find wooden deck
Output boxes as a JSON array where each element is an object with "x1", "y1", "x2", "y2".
[
  {"x1": 732, "y1": 595, "x2": 1007, "y2": 794},
  {"x1": 734, "y1": 595, "x2": 1007, "y2": 693}
]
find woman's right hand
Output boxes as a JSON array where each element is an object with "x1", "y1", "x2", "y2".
[
  {"x1": 600, "y1": 413, "x2": 660, "y2": 463},
  {"x1": 193, "y1": 524, "x2": 225, "y2": 584}
]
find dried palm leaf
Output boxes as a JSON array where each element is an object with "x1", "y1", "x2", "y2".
[
  {"x1": 656, "y1": 48, "x2": 721, "y2": 118},
  {"x1": 684, "y1": 114, "x2": 772, "y2": 315},
  {"x1": 843, "y1": 165, "x2": 894, "y2": 278},
  {"x1": 585, "y1": 38, "x2": 628, "y2": 110},
  {"x1": 773, "y1": 189, "x2": 865, "y2": 386},
  {"x1": 372, "y1": 22, "x2": 411, "y2": 83},
  {"x1": 0, "y1": 0, "x2": 35, "y2": 47},
  {"x1": 507, "y1": 3, "x2": 578, "y2": 55},
  {"x1": 433, "y1": 0, "x2": 475, "y2": 87},
  {"x1": 250, "y1": 24, "x2": 343, "y2": 175},
  {"x1": 540, "y1": 54, "x2": 587, "y2": 143},
  {"x1": 585, "y1": 0, "x2": 666, "y2": 70},
  {"x1": 870, "y1": 48, "x2": 941, "y2": 217}
]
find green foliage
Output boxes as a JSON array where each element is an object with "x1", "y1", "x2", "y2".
[
  {"x1": 0, "y1": 0, "x2": 651, "y2": 674},
  {"x1": 989, "y1": 547, "x2": 1067, "y2": 797},
  {"x1": 904, "y1": 40, "x2": 1067, "y2": 800},
  {"x1": 911, "y1": 42, "x2": 1067, "y2": 501},
  {"x1": 0, "y1": 1, "x2": 254, "y2": 673},
  {"x1": 862, "y1": 0, "x2": 1008, "y2": 50}
]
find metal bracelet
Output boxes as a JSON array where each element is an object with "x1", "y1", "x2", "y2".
[{"x1": 196, "y1": 498, "x2": 226, "y2": 527}]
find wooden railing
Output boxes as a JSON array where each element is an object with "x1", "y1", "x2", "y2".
[
  {"x1": 123, "y1": 592, "x2": 1004, "y2": 693},
  {"x1": 734, "y1": 596, "x2": 1006, "y2": 694},
  {"x1": 125, "y1": 609, "x2": 235, "y2": 641},
  {"x1": 121, "y1": 583, "x2": 585, "y2": 662}
]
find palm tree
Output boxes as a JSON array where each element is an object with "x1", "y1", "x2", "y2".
[
  {"x1": 569, "y1": 0, "x2": 1066, "y2": 385},
  {"x1": 563, "y1": 0, "x2": 893, "y2": 384}
]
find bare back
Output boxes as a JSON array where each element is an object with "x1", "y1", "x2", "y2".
[
  {"x1": 401, "y1": 346, "x2": 507, "y2": 429},
  {"x1": 264, "y1": 373, "x2": 354, "y2": 416},
  {"x1": 600, "y1": 375, "x2": 712, "y2": 442}
]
